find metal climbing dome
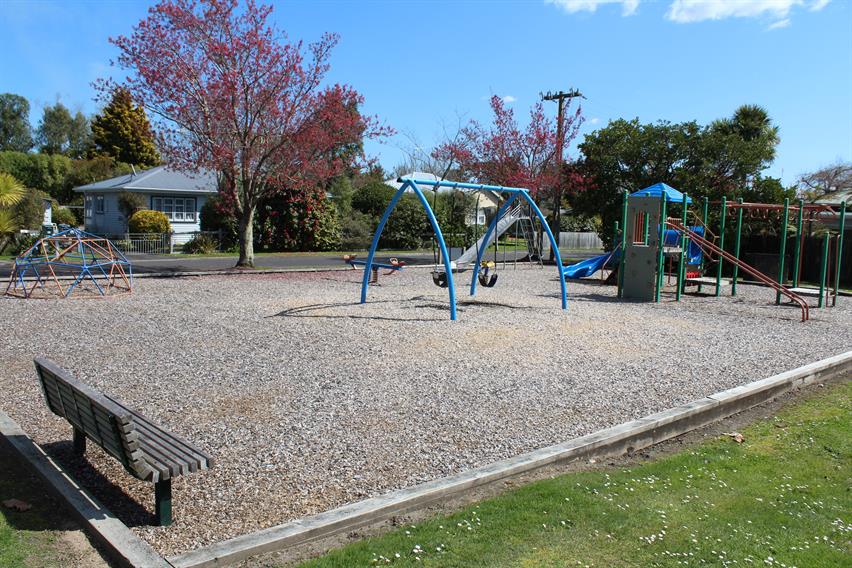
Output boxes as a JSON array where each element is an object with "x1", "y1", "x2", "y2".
[{"x1": 5, "y1": 228, "x2": 133, "y2": 299}]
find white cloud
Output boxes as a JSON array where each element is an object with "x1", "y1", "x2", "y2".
[
  {"x1": 589, "y1": 117, "x2": 601, "y2": 125},
  {"x1": 502, "y1": 95, "x2": 517, "y2": 103},
  {"x1": 768, "y1": 17, "x2": 791, "y2": 29},
  {"x1": 546, "y1": 0, "x2": 640, "y2": 17},
  {"x1": 666, "y1": 0, "x2": 829, "y2": 23}
]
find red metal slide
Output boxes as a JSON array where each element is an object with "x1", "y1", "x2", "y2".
[{"x1": 666, "y1": 219, "x2": 809, "y2": 322}]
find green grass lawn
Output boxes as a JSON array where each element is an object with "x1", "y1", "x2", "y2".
[
  {"x1": 300, "y1": 381, "x2": 851, "y2": 567},
  {"x1": 0, "y1": 438, "x2": 101, "y2": 567}
]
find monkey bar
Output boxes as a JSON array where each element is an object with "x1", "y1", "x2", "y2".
[
  {"x1": 5, "y1": 228, "x2": 133, "y2": 299},
  {"x1": 359, "y1": 177, "x2": 566, "y2": 320}
]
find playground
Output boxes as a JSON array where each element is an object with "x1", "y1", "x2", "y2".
[{"x1": 1, "y1": 266, "x2": 850, "y2": 556}]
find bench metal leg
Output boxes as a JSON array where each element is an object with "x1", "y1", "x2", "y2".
[
  {"x1": 72, "y1": 427, "x2": 86, "y2": 455},
  {"x1": 155, "y1": 479, "x2": 172, "y2": 526}
]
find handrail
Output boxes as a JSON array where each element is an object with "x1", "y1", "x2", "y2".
[{"x1": 666, "y1": 220, "x2": 809, "y2": 322}]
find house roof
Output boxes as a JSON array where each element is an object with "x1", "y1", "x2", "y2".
[
  {"x1": 815, "y1": 188, "x2": 852, "y2": 206},
  {"x1": 73, "y1": 165, "x2": 218, "y2": 194},
  {"x1": 631, "y1": 182, "x2": 693, "y2": 204}
]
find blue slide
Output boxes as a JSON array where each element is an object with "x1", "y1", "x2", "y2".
[{"x1": 562, "y1": 252, "x2": 617, "y2": 279}]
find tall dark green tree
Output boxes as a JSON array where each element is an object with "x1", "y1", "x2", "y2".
[
  {"x1": 0, "y1": 94, "x2": 33, "y2": 152},
  {"x1": 90, "y1": 88, "x2": 160, "y2": 167},
  {"x1": 574, "y1": 106, "x2": 782, "y2": 247},
  {"x1": 36, "y1": 102, "x2": 90, "y2": 158}
]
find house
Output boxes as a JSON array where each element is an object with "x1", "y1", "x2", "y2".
[
  {"x1": 384, "y1": 172, "x2": 502, "y2": 226},
  {"x1": 815, "y1": 189, "x2": 852, "y2": 233},
  {"x1": 74, "y1": 166, "x2": 218, "y2": 235}
]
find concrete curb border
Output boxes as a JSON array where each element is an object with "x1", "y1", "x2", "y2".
[
  {"x1": 168, "y1": 350, "x2": 852, "y2": 568},
  {"x1": 0, "y1": 411, "x2": 170, "y2": 568}
]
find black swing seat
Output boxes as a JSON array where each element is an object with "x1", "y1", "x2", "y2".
[
  {"x1": 432, "y1": 271, "x2": 449, "y2": 288},
  {"x1": 478, "y1": 272, "x2": 498, "y2": 287}
]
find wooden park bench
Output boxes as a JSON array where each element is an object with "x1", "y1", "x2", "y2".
[{"x1": 33, "y1": 357, "x2": 213, "y2": 526}]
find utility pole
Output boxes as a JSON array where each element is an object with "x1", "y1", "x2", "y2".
[{"x1": 541, "y1": 88, "x2": 583, "y2": 261}]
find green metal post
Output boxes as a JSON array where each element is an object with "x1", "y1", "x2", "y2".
[
  {"x1": 833, "y1": 201, "x2": 846, "y2": 306},
  {"x1": 72, "y1": 428, "x2": 86, "y2": 456},
  {"x1": 676, "y1": 193, "x2": 688, "y2": 301},
  {"x1": 642, "y1": 213, "x2": 650, "y2": 245},
  {"x1": 732, "y1": 198, "x2": 743, "y2": 296},
  {"x1": 818, "y1": 232, "x2": 829, "y2": 308},
  {"x1": 617, "y1": 191, "x2": 629, "y2": 299},
  {"x1": 715, "y1": 197, "x2": 726, "y2": 297},
  {"x1": 792, "y1": 198, "x2": 804, "y2": 288},
  {"x1": 655, "y1": 193, "x2": 667, "y2": 302},
  {"x1": 776, "y1": 198, "x2": 790, "y2": 305},
  {"x1": 155, "y1": 478, "x2": 173, "y2": 526}
]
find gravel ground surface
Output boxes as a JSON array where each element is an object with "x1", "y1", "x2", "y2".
[{"x1": 1, "y1": 266, "x2": 850, "y2": 556}]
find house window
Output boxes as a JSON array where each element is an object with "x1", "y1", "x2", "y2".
[
  {"x1": 95, "y1": 196, "x2": 105, "y2": 215},
  {"x1": 85, "y1": 196, "x2": 93, "y2": 219},
  {"x1": 152, "y1": 197, "x2": 197, "y2": 222}
]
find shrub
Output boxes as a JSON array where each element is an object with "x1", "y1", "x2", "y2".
[
  {"x1": 382, "y1": 195, "x2": 429, "y2": 250},
  {"x1": 52, "y1": 206, "x2": 77, "y2": 227},
  {"x1": 182, "y1": 233, "x2": 218, "y2": 254},
  {"x1": 128, "y1": 209, "x2": 170, "y2": 234},
  {"x1": 8, "y1": 233, "x2": 38, "y2": 256},
  {"x1": 309, "y1": 200, "x2": 341, "y2": 251},
  {"x1": 340, "y1": 210, "x2": 375, "y2": 250},
  {"x1": 13, "y1": 187, "x2": 49, "y2": 231},
  {"x1": 352, "y1": 181, "x2": 395, "y2": 217}
]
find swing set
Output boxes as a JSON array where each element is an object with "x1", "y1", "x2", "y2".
[{"x1": 358, "y1": 177, "x2": 566, "y2": 320}]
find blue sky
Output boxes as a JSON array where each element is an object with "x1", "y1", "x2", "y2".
[{"x1": 1, "y1": 0, "x2": 850, "y2": 187}]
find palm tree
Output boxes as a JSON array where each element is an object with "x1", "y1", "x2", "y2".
[
  {"x1": 730, "y1": 104, "x2": 779, "y2": 146},
  {"x1": 0, "y1": 172, "x2": 26, "y2": 243}
]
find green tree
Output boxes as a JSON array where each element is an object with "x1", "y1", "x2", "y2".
[
  {"x1": 575, "y1": 108, "x2": 782, "y2": 247},
  {"x1": 90, "y1": 88, "x2": 160, "y2": 167},
  {"x1": 0, "y1": 151, "x2": 72, "y2": 201},
  {"x1": 67, "y1": 111, "x2": 91, "y2": 159},
  {"x1": 36, "y1": 102, "x2": 90, "y2": 158},
  {"x1": 0, "y1": 94, "x2": 33, "y2": 152}
]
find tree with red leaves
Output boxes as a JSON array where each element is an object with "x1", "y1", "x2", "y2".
[
  {"x1": 435, "y1": 95, "x2": 582, "y2": 195},
  {"x1": 103, "y1": 0, "x2": 389, "y2": 267},
  {"x1": 434, "y1": 95, "x2": 582, "y2": 252}
]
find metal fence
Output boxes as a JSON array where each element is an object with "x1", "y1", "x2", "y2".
[{"x1": 102, "y1": 231, "x2": 223, "y2": 255}]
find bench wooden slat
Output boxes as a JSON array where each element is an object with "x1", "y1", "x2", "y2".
[
  {"x1": 114, "y1": 401, "x2": 212, "y2": 470},
  {"x1": 133, "y1": 421, "x2": 197, "y2": 477}
]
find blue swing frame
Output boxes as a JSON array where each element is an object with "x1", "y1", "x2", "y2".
[{"x1": 360, "y1": 177, "x2": 566, "y2": 320}]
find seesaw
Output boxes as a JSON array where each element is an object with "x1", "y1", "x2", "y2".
[{"x1": 342, "y1": 254, "x2": 405, "y2": 284}]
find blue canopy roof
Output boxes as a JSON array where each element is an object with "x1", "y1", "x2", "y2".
[{"x1": 630, "y1": 182, "x2": 692, "y2": 204}]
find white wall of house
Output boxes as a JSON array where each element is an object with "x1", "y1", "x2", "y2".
[{"x1": 83, "y1": 192, "x2": 210, "y2": 235}]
